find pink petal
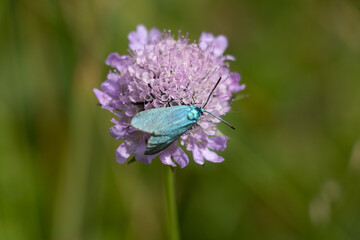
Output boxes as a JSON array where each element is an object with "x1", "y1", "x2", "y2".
[
  {"x1": 109, "y1": 123, "x2": 129, "y2": 140},
  {"x1": 134, "y1": 139, "x2": 157, "y2": 164},
  {"x1": 135, "y1": 25, "x2": 148, "y2": 40},
  {"x1": 128, "y1": 25, "x2": 148, "y2": 51},
  {"x1": 208, "y1": 136, "x2": 228, "y2": 151},
  {"x1": 230, "y1": 72, "x2": 241, "y2": 84},
  {"x1": 93, "y1": 88, "x2": 112, "y2": 106},
  {"x1": 228, "y1": 72, "x2": 245, "y2": 93},
  {"x1": 116, "y1": 141, "x2": 136, "y2": 163},
  {"x1": 213, "y1": 35, "x2": 228, "y2": 56},
  {"x1": 105, "y1": 53, "x2": 131, "y2": 73},
  {"x1": 172, "y1": 147, "x2": 189, "y2": 168},
  {"x1": 192, "y1": 145, "x2": 205, "y2": 165},
  {"x1": 224, "y1": 55, "x2": 236, "y2": 61},
  {"x1": 149, "y1": 28, "x2": 161, "y2": 42},
  {"x1": 201, "y1": 148, "x2": 224, "y2": 163},
  {"x1": 199, "y1": 32, "x2": 215, "y2": 50},
  {"x1": 232, "y1": 84, "x2": 246, "y2": 93},
  {"x1": 101, "y1": 79, "x2": 119, "y2": 97},
  {"x1": 159, "y1": 150, "x2": 176, "y2": 167}
]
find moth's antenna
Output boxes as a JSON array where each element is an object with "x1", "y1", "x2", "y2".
[
  {"x1": 202, "y1": 77, "x2": 235, "y2": 130},
  {"x1": 203, "y1": 110, "x2": 235, "y2": 130},
  {"x1": 202, "y1": 77, "x2": 222, "y2": 109}
]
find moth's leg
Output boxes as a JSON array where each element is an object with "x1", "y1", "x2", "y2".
[
  {"x1": 191, "y1": 122, "x2": 201, "y2": 130},
  {"x1": 191, "y1": 95, "x2": 196, "y2": 105}
]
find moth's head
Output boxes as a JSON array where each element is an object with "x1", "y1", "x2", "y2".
[{"x1": 187, "y1": 106, "x2": 203, "y2": 121}]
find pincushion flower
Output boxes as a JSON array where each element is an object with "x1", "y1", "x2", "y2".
[{"x1": 94, "y1": 25, "x2": 245, "y2": 168}]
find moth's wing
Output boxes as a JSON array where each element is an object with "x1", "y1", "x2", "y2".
[
  {"x1": 131, "y1": 106, "x2": 198, "y2": 155},
  {"x1": 144, "y1": 123, "x2": 195, "y2": 155},
  {"x1": 144, "y1": 133, "x2": 182, "y2": 155},
  {"x1": 131, "y1": 106, "x2": 195, "y2": 135}
]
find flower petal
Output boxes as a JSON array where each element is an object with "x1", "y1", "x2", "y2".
[
  {"x1": 228, "y1": 72, "x2": 245, "y2": 93},
  {"x1": 208, "y1": 136, "x2": 228, "y2": 151},
  {"x1": 201, "y1": 148, "x2": 224, "y2": 163},
  {"x1": 101, "y1": 79, "x2": 119, "y2": 97},
  {"x1": 105, "y1": 53, "x2": 132, "y2": 73},
  {"x1": 128, "y1": 25, "x2": 148, "y2": 51},
  {"x1": 109, "y1": 123, "x2": 130, "y2": 140},
  {"x1": 224, "y1": 55, "x2": 236, "y2": 61},
  {"x1": 159, "y1": 150, "x2": 177, "y2": 167},
  {"x1": 134, "y1": 139, "x2": 157, "y2": 164},
  {"x1": 199, "y1": 32, "x2": 215, "y2": 50},
  {"x1": 213, "y1": 35, "x2": 228, "y2": 56},
  {"x1": 172, "y1": 146, "x2": 189, "y2": 168},
  {"x1": 93, "y1": 88, "x2": 112, "y2": 106},
  {"x1": 116, "y1": 141, "x2": 136, "y2": 163},
  {"x1": 192, "y1": 145, "x2": 205, "y2": 165},
  {"x1": 149, "y1": 28, "x2": 161, "y2": 42}
]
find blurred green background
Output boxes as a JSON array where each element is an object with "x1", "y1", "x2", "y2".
[{"x1": 1, "y1": 0, "x2": 360, "y2": 239}]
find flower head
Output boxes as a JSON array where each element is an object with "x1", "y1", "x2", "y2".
[{"x1": 94, "y1": 25, "x2": 245, "y2": 168}]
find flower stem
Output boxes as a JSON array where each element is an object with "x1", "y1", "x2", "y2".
[{"x1": 163, "y1": 166, "x2": 180, "y2": 240}]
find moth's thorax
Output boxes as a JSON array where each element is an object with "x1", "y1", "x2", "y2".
[{"x1": 187, "y1": 106, "x2": 203, "y2": 121}]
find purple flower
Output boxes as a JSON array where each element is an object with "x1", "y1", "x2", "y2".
[{"x1": 94, "y1": 25, "x2": 245, "y2": 168}]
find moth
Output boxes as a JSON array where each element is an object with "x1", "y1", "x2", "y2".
[{"x1": 131, "y1": 77, "x2": 235, "y2": 155}]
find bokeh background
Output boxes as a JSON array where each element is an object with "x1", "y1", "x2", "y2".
[{"x1": 1, "y1": 0, "x2": 360, "y2": 239}]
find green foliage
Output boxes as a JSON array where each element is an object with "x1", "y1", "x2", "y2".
[{"x1": 1, "y1": 0, "x2": 360, "y2": 239}]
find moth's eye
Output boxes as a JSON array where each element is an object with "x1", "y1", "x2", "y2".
[{"x1": 187, "y1": 112, "x2": 194, "y2": 120}]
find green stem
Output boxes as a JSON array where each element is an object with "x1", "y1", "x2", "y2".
[{"x1": 163, "y1": 166, "x2": 180, "y2": 240}]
